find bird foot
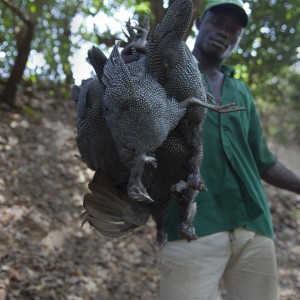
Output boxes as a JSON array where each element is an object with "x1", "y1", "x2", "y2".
[
  {"x1": 187, "y1": 175, "x2": 207, "y2": 191},
  {"x1": 171, "y1": 180, "x2": 187, "y2": 192},
  {"x1": 179, "y1": 222, "x2": 198, "y2": 242},
  {"x1": 156, "y1": 231, "x2": 168, "y2": 250},
  {"x1": 144, "y1": 155, "x2": 157, "y2": 168},
  {"x1": 171, "y1": 176, "x2": 207, "y2": 193},
  {"x1": 217, "y1": 103, "x2": 247, "y2": 113},
  {"x1": 183, "y1": 97, "x2": 247, "y2": 113},
  {"x1": 128, "y1": 185, "x2": 154, "y2": 203}
]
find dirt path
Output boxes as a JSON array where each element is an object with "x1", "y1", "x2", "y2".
[{"x1": 0, "y1": 94, "x2": 299, "y2": 299}]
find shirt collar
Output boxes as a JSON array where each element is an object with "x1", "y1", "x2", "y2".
[{"x1": 220, "y1": 64, "x2": 236, "y2": 77}]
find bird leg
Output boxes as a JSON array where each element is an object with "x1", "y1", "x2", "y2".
[
  {"x1": 153, "y1": 215, "x2": 168, "y2": 249},
  {"x1": 124, "y1": 15, "x2": 150, "y2": 46},
  {"x1": 171, "y1": 125, "x2": 207, "y2": 193},
  {"x1": 127, "y1": 153, "x2": 156, "y2": 203},
  {"x1": 187, "y1": 125, "x2": 208, "y2": 191},
  {"x1": 121, "y1": 16, "x2": 149, "y2": 64},
  {"x1": 171, "y1": 174, "x2": 207, "y2": 193},
  {"x1": 177, "y1": 192, "x2": 198, "y2": 242},
  {"x1": 185, "y1": 145, "x2": 208, "y2": 192},
  {"x1": 180, "y1": 97, "x2": 247, "y2": 113},
  {"x1": 171, "y1": 128, "x2": 203, "y2": 241},
  {"x1": 152, "y1": 196, "x2": 175, "y2": 249}
]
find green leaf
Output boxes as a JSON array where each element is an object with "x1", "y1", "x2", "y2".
[
  {"x1": 30, "y1": 5, "x2": 37, "y2": 13},
  {"x1": 23, "y1": 105, "x2": 41, "y2": 119}
]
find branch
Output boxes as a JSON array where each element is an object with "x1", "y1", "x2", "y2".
[
  {"x1": 0, "y1": 0, "x2": 32, "y2": 26},
  {"x1": 95, "y1": 35, "x2": 122, "y2": 47},
  {"x1": 149, "y1": 0, "x2": 165, "y2": 25}
]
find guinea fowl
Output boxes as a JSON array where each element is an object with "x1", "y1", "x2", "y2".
[
  {"x1": 74, "y1": 0, "x2": 246, "y2": 247},
  {"x1": 144, "y1": 0, "x2": 246, "y2": 242},
  {"x1": 101, "y1": 41, "x2": 208, "y2": 204},
  {"x1": 73, "y1": 42, "x2": 212, "y2": 246},
  {"x1": 72, "y1": 48, "x2": 152, "y2": 236}
]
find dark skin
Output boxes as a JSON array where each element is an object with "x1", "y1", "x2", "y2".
[
  {"x1": 193, "y1": 10, "x2": 243, "y2": 101},
  {"x1": 193, "y1": 9, "x2": 300, "y2": 194}
]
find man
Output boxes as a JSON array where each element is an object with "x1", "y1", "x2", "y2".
[{"x1": 159, "y1": 1, "x2": 300, "y2": 299}]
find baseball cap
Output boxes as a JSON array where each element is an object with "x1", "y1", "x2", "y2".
[{"x1": 203, "y1": 0, "x2": 248, "y2": 27}]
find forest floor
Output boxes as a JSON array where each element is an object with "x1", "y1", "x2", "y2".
[{"x1": 0, "y1": 91, "x2": 299, "y2": 300}]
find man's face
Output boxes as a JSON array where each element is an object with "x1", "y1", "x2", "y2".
[{"x1": 195, "y1": 9, "x2": 243, "y2": 61}]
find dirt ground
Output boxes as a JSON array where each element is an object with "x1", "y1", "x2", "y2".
[{"x1": 0, "y1": 93, "x2": 299, "y2": 299}]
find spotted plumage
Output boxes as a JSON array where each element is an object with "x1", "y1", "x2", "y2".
[
  {"x1": 73, "y1": 0, "x2": 246, "y2": 247},
  {"x1": 72, "y1": 78, "x2": 151, "y2": 237},
  {"x1": 101, "y1": 41, "x2": 197, "y2": 203},
  {"x1": 144, "y1": 0, "x2": 246, "y2": 243}
]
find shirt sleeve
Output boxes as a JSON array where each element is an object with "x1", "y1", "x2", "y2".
[{"x1": 247, "y1": 89, "x2": 277, "y2": 175}]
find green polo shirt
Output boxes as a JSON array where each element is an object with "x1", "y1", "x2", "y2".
[{"x1": 165, "y1": 65, "x2": 277, "y2": 241}]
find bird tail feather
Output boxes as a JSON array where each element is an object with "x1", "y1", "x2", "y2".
[
  {"x1": 102, "y1": 41, "x2": 133, "y2": 89},
  {"x1": 82, "y1": 171, "x2": 150, "y2": 238},
  {"x1": 87, "y1": 46, "x2": 107, "y2": 83}
]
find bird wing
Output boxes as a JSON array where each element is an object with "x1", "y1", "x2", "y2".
[{"x1": 102, "y1": 41, "x2": 134, "y2": 90}]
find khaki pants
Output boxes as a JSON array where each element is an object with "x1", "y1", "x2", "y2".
[{"x1": 159, "y1": 228, "x2": 278, "y2": 300}]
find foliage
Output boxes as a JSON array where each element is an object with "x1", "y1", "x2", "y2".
[
  {"x1": 0, "y1": 0, "x2": 82, "y2": 86},
  {"x1": 227, "y1": 0, "x2": 300, "y2": 143},
  {"x1": 256, "y1": 67, "x2": 300, "y2": 143},
  {"x1": 229, "y1": 0, "x2": 299, "y2": 83}
]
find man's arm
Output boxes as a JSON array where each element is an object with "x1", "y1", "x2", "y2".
[{"x1": 261, "y1": 160, "x2": 300, "y2": 194}]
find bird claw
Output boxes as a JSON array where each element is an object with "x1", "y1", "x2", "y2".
[
  {"x1": 187, "y1": 175, "x2": 207, "y2": 191},
  {"x1": 218, "y1": 103, "x2": 247, "y2": 113},
  {"x1": 179, "y1": 222, "x2": 198, "y2": 242},
  {"x1": 128, "y1": 185, "x2": 154, "y2": 203},
  {"x1": 80, "y1": 212, "x2": 89, "y2": 228},
  {"x1": 145, "y1": 156, "x2": 157, "y2": 168},
  {"x1": 171, "y1": 176, "x2": 207, "y2": 193},
  {"x1": 156, "y1": 231, "x2": 168, "y2": 250}
]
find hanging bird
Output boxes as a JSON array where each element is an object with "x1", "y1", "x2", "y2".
[
  {"x1": 101, "y1": 41, "x2": 208, "y2": 204},
  {"x1": 72, "y1": 72, "x2": 151, "y2": 237},
  {"x1": 142, "y1": 0, "x2": 246, "y2": 243},
  {"x1": 74, "y1": 0, "x2": 246, "y2": 247},
  {"x1": 73, "y1": 44, "x2": 212, "y2": 247}
]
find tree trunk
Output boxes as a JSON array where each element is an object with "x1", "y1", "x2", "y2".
[
  {"x1": 0, "y1": 0, "x2": 45, "y2": 107},
  {"x1": 149, "y1": 0, "x2": 165, "y2": 28},
  {"x1": 0, "y1": 22, "x2": 35, "y2": 107}
]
